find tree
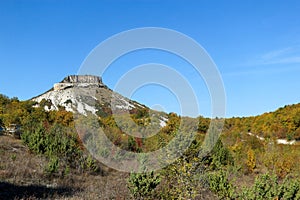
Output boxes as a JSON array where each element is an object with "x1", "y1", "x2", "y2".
[
  {"x1": 197, "y1": 116, "x2": 209, "y2": 133},
  {"x1": 210, "y1": 139, "x2": 233, "y2": 169},
  {"x1": 246, "y1": 148, "x2": 256, "y2": 173}
]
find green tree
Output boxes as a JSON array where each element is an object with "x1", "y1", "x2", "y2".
[{"x1": 211, "y1": 139, "x2": 233, "y2": 169}]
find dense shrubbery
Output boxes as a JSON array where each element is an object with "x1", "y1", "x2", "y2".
[
  {"x1": 21, "y1": 123, "x2": 99, "y2": 175},
  {"x1": 240, "y1": 173, "x2": 300, "y2": 199}
]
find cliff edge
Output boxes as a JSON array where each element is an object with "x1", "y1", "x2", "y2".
[{"x1": 54, "y1": 75, "x2": 104, "y2": 91}]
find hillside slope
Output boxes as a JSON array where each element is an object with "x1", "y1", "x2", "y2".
[{"x1": 224, "y1": 103, "x2": 300, "y2": 141}]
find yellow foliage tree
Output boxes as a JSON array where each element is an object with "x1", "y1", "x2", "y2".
[{"x1": 246, "y1": 148, "x2": 256, "y2": 173}]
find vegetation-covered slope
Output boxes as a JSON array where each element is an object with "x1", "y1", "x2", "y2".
[
  {"x1": 1, "y1": 92, "x2": 300, "y2": 199},
  {"x1": 224, "y1": 103, "x2": 300, "y2": 140}
]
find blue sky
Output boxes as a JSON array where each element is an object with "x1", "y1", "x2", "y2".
[{"x1": 0, "y1": 0, "x2": 300, "y2": 117}]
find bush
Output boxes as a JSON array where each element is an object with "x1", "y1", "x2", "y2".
[
  {"x1": 279, "y1": 179, "x2": 300, "y2": 199},
  {"x1": 208, "y1": 170, "x2": 235, "y2": 199},
  {"x1": 251, "y1": 173, "x2": 278, "y2": 199},
  {"x1": 83, "y1": 155, "x2": 99, "y2": 173},
  {"x1": 127, "y1": 171, "x2": 161, "y2": 199},
  {"x1": 46, "y1": 156, "x2": 59, "y2": 174}
]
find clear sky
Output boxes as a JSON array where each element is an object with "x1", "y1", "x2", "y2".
[{"x1": 1, "y1": 0, "x2": 300, "y2": 117}]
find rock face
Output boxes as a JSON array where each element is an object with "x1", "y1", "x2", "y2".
[{"x1": 54, "y1": 75, "x2": 104, "y2": 91}]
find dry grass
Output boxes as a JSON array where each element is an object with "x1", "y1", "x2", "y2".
[{"x1": 0, "y1": 135, "x2": 131, "y2": 199}]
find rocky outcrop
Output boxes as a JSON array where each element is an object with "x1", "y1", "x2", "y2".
[
  {"x1": 54, "y1": 75, "x2": 104, "y2": 91},
  {"x1": 61, "y1": 75, "x2": 102, "y2": 84}
]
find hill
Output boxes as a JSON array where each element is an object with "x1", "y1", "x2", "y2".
[
  {"x1": 31, "y1": 75, "x2": 146, "y2": 115},
  {"x1": 224, "y1": 103, "x2": 300, "y2": 141}
]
